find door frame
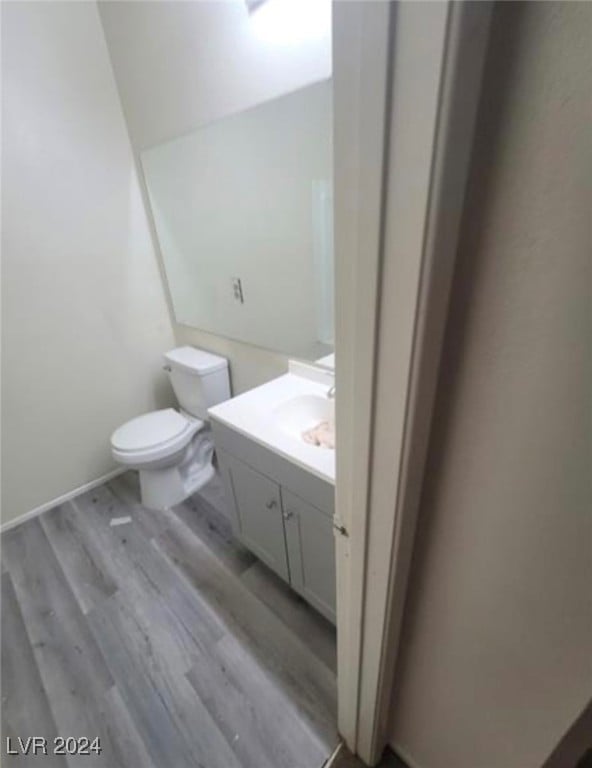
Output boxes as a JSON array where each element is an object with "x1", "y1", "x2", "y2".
[{"x1": 333, "y1": 2, "x2": 493, "y2": 764}]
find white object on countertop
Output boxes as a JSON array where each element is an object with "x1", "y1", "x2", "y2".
[{"x1": 302, "y1": 420, "x2": 335, "y2": 450}]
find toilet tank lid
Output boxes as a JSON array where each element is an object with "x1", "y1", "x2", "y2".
[{"x1": 164, "y1": 346, "x2": 228, "y2": 375}]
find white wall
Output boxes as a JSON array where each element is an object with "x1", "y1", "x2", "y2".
[
  {"x1": 97, "y1": 0, "x2": 331, "y2": 151},
  {"x1": 1, "y1": 1, "x2": 175, "y2": 526},
  {"x1": 389, "y1": 3, "x2": 591, "y2": 768},
  {"x1": 98, "y1": 0, "x2": 332, "y2": 391}
]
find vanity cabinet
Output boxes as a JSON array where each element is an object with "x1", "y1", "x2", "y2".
[
  {"x1": 213, "y1": 422, "x2": 336, "y2": 623},
  {"x1": 282, "y1": 489, "x2": 336, "y2": 622},
  {"x1": 225, "y1": 457, "x2": 289, "y2": 581}
]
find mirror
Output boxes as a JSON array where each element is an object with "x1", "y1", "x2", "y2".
[{"x1": 142, "y1": 79, "x2": 333, "y2": 361}]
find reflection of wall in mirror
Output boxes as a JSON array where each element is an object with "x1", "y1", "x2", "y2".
[{"x1": 142, "y1": 80, "x2": 333, "y2": 361}]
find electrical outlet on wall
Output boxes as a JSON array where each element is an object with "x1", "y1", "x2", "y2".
[{"x1": 231, "y1": 277, "x2": 244, "y2": 304}]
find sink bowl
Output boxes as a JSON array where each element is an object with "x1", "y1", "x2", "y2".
[{"x1": 273, "y1": 395, "x2": 335, "y2": 449}]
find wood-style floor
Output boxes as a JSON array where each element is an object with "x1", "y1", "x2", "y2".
[{"x1": 1, "y1": 472, "x2": 338, "y2": 767}]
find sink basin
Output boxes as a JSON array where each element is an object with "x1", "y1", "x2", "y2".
[{"x1": 273, "y1": 395, "x2": 335, "y2": 449}]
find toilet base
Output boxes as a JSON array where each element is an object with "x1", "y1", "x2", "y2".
[
  {"x1": 139, "y1": 460, "x2": 215, "y2": 511},
  {"x1": 137, "y1": 429, "x2": 216, "y2": 511}
]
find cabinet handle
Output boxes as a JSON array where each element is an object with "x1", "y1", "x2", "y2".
[
  {"x1": 266, "y1": 499, "x2": 277, "y2": 510},
  {"x1": 282, "y1": 509, "x2": 293, "y2": 520}
]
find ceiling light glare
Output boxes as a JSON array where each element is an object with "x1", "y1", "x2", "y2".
[{"x1": 250, "y1": 0, "x2": 331, "y2": 46}]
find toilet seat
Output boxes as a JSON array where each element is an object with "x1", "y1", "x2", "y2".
[{"x1": 111, "y1": 408, "x2": 203, "y2": 466}]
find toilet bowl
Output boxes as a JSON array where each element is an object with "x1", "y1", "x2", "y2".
[{"x1": 110, "y1": 347, "x2": 230, "y2": 510}]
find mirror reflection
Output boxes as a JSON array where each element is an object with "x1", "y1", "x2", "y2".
[{"x1": 142, "y1": 79, "x2": 334, "y2": 361}]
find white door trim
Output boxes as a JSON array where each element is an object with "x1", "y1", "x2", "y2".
[
  {"x1": 333, "y1": 2, "x2": 493, "y2": 764},
  {"x1": 333, "y1": 0, "x2": 392, "y2": 751}
]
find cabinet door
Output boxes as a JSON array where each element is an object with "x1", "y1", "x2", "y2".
[
  {"x1": 226, "y1": 457, "x2": 288, "y2": 581},
  {"x1": 282, "y1": 489, "x2": 336, "y2": 623}
]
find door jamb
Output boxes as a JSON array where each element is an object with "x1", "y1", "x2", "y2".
[
  {"x1": 333, "y1": 2, "x2": 493, "y2": 763},
  {"x1": 332, "y1": 0, "x2": 392, "y2": 752}
]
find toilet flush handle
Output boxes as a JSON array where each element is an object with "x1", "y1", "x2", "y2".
[{"x1": 163, "y1": 364, "x2": 172, "y2": 372}]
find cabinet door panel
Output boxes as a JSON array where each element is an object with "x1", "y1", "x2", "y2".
[
  {"x1": 282, "y1": 489, "x2": 336, "y2": 623},
  {"x1": 226, "y1": 458, "x2": 288, "y2": 581}
]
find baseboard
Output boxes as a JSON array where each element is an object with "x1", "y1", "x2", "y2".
[
  {"x1": 322, "y1": 742, "x2": 345, "y2": 768},
  {"x1": 321, "y1": 740, "x2": 418, "y2": 768},
  {"x1": 0, "y1": 468, "x2": 125, "y2": 534},
  {"x1": 389, "y1": 741, "x2": 421, "y2": 768}
]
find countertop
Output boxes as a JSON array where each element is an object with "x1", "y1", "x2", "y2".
[{"x1": 208, "y1": 362, "x2": 335, "y2": 485}]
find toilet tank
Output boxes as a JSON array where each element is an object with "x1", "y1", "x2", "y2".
[{"x1": 163, "y1": 346, "x2": 230, "y2": 419}]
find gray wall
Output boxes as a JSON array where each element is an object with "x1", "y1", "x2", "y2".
[
  {"x1": 389, "y1": 4, "x2": 591, "y2": 768},
  {"x1": 1, "y1": 2, "x2": 175, "y2": 526}
]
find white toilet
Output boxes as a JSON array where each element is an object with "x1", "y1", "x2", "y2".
[{"x1": 110, "y1": 346, "x2": 230, "y2": 510}]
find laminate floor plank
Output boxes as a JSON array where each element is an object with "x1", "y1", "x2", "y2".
[
  {"x1": 114, "y1": 470, "x2": 256, "y2": 577},
  {"x1": 189, "y1": 633, "x2": 329, "y2": 768},
  {"x1": 154, "y1": 509, "x2": 338, "y2": 749},
  {"x1": 87, "y1": 592, "x2": 241, "y2": 768},
  {"x1": 70, "y1": 486, "x2": 256, "y2": 768},
  {"x1": 241, "y1": 560, "x2": 337, "y2": 673},
  {"x1": 194, "y1": 470, "x2": 231, "y2": 518},
  {"x1": 186, "y1": 645, "x2": 277, "y2": 768},
  {"x1": 173, "y1": 495, "x2": 256, "y2": 576},
  {"x1": 1, "y1": 472, "x2": 338, "y2": 768},
  {"x1": 107, "y1": 474, "x2": 169, "y2": 540},
  {"x1": 40, "y1": 504, "x2": 117, "y2": 614},
  {"x1": 84, "y1": 595, "x2": 197, "y2": 768},
  {"x1": 1, "y1": 521, "x2": 127, "y2": 768},
  {"x1": 101, "y1": 686, "x2": 158, "y2": 768},
  {"x1": 71, "y1": 487, "x2": 224, "y2": 652},
  {"x1": 1, "y1": 572, "x2": 67, "y2": 768}
]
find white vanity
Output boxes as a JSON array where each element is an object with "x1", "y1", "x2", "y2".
[{"x1": 208, "y1": 361, "x2": 336, "y2": 623}]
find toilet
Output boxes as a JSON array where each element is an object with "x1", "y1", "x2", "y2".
[{"x1": 110, "y1": 346, "x2": 230, "y2": 510}]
